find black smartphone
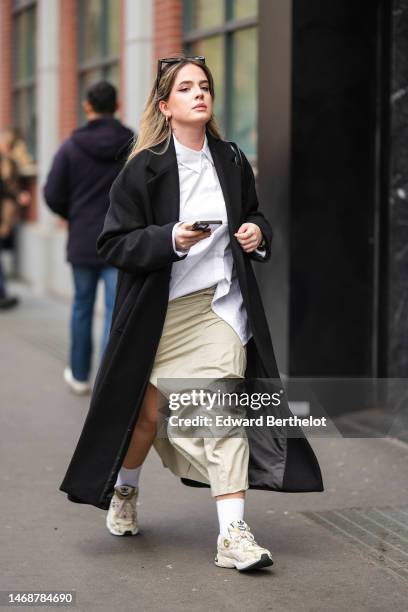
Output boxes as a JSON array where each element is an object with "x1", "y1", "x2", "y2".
[{"x1": 191, "y1": 220, "x2": 223, "y2": 231}]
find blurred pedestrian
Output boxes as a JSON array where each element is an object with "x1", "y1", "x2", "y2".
[
  {"x1": 0, "y1": 134, "x2": 31, "y2": 310},
  {"x1": 43, "y1": 81, "x2": 134, "y2": 395},
  {"x1": 0, "y1": 127, "x2": 36, "y2": 178}
]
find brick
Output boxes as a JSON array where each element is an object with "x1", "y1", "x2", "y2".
[
  {"x1": 59, "y1": 0, "x2": 78, "y2": 140},
  {"x1": 0, "y1": 0, "x2": 13, "y2": 128},
  {"x1": 153, "y1": 0, "x2": 183, "y2": 61}
]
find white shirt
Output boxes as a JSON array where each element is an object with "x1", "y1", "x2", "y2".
[{"x1": 169, "y1": 132, "x2": 263, "y2": 345}]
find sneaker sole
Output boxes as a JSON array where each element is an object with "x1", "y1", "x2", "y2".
[
  {"x1": 107, "y1": 524, "x2": 139, "y2": 536},
  {"x1": 238, "y1": 554, "x2": 274, "y2": 571},
  {"x1": 109, "y1": 528, "x2": 139, "y2": 536},
  {"x1": 106, "y1": 517, "x2": 139, "y2": 536},
  {"x1": 63, "y1": 369, "x2": 91, "y2": 395},
  {"x1": 215, "y1": 553, "x2": 273, "y2": 571},
  {"x1": 0, "y1": 302, "x2": 19, "y2": 310},
  {"x1": 67, "y1": 387, "x2": 91, "y2": 396}
]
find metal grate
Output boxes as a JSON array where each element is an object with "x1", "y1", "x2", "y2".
[{"x1": 303, "y1": 506, "x2": 408, "y2": 582}]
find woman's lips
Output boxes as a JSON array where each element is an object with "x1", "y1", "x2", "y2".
[{"x1": 193, "y1": 105, "x2": 207, "y2": 110}]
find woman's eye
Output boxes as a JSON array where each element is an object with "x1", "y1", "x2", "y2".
[{"x1": 179, "y1": 86, "x2": 209, "y2": 92}]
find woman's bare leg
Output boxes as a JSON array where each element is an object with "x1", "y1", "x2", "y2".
[
  {"x1": 122, "y1": 382, "x2": 248, "y2": 490},
  {"x1": 215, "y1": 492, "x2": 245, "y2": 500},
  {"x1": 107, "y1": 385, "x2": 163, "y2": 536},
  {"x1": 122, "y1": 382, "x2": 164, "y2": 468}
]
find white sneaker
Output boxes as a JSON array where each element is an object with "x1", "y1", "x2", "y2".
[
  {"x1": 215, "y1": 520, "x2": 274, "y2": 571},
  {"x1": 63, "y1": 367, "x2": 91, "y2": 395},
  {"x1": 106, "y1": 485, "x2": 139, "y2": 536}
]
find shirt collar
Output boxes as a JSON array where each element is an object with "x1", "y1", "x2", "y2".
[{"x1": 172, "y1": 132, "x2": 214, "y2": 173}]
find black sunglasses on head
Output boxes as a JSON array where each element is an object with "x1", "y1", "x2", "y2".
[{"x1": 155, "y1": 56, "x2": 206, "y2": 93}]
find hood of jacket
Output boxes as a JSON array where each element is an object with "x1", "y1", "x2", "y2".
[{"x1": 71, "y1": 117, "x2": 134, "y2": 162}]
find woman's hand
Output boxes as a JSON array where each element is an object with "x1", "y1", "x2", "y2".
[
  {"x1": 234, "y1": 222, "x2": 263, "y2": 253},
  {"x1": 174, "y1": 222, "x2": 211, "y2": 252}
]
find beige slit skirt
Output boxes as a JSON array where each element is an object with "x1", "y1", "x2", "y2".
[{"x1": 149, "y1": 285, "x2": 249, "y2": 496}]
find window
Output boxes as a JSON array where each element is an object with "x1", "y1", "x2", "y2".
[
  {"x1": 12, "y1": 0, "x2": 37, "y2": 160},
  {"x1": 183, "y1": 0, "x2": 258, "y2": 159},
  {"x1": 77, "y1": 0, "x2": 120, "y2": 122}
]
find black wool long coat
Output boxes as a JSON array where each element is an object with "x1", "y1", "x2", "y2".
[{"x1": 59, "y1": 128, "x2": 324, "y2": 510}]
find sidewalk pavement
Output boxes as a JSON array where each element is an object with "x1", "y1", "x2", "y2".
[{"x1": 1, "y1": 282, "x2": 408, "y2": 612}]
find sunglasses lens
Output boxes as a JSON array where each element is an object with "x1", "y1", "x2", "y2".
[
  {"x1": 156, "y1": 56, "x2": 206, "y2": 90},
  {"x1": 159, "y1": 55, "x2": 205, "y2": 68}
]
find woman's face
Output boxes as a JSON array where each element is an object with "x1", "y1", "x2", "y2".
[
  {"x1": 0, "y1": 130, "x2": 13, "y2": 155},
  {"x1": 161, "y1": 63, "x2": 213, "y2": 127}
]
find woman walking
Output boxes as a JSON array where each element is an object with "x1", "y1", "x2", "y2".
[
  {"x1": 60, "y1": 56, "x2": 323, "y2": 572},
  {"x1": 0, "y1": 132, "x2": 31, "y2": 309}
]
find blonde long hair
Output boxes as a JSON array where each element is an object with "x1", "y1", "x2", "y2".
[
  {"x1": 128, "y1": 57, "x2": 223, "y2": 161},
  {"x1": 0, "y1": 127, "x2": 34, "y2": 176}
]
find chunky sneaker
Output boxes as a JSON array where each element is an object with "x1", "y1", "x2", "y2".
[
  {"x1": 0, "y1": 295, "x2": 19, "y2": 310},
  {"x1": 63, "y1": 367, "x2": 91, "y2": 395},
  {"x1": 215, "y1": 520, "x2": 274, "y2": 571},
  {"x1": 106, "y1": 485, "x2": 139, "y2": 536}
]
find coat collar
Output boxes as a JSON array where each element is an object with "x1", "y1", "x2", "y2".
[{"x1": 145, "y1": 128, "x2": 241, "y2": 230}]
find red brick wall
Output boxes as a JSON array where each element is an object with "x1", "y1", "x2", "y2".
[
  {"x1": 0, "y1": 1, "x2": 37, "y2": 220},
  {"x1": 0, "y1": 0, "x2": 13, "y2": 129},
  {"x1": 59, "y1": 0, "x2": 78, "y2": 140},
  {"x1": 153, "y1": 0, "x2": 183, "y2": 63},
  {"x1": 119, "y1": 0, "x2": 125, "y2": 120}
]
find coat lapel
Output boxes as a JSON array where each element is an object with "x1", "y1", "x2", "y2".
[
  {"x1": 145, "y1": 129, "x2": 242, "y2": 230},
  {"x1": 145, "y1": 135, "x2": 180, "y2": 225},
  {"x1": 206, "y1": 130, "x2": 242, "y2": 232}
]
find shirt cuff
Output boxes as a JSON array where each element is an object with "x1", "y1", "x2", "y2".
[
  {"x1": 172, "y1": 221, "x2": 188, "y2": 257},
  {"x1": 254, "y1": 247, "x2": 267, "y2": 258}
]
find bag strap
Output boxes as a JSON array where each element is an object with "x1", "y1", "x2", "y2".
[
  {"x1": 229, "y1": 141, "x2": 243, "y2": 169},
  {"x1": 228, "y1": 142, "x2": 265, "y2": 249},
  {"x1": 229, "y1": 141, "x2": 245, "y2": 201}
]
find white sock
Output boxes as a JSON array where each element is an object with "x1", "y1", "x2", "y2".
[
  {"x1": 216, "y1": 498, "x2": 245, "y2": 536},
  {"x1": 115, "y1": 465, "x2": 142, "y2": 489}
]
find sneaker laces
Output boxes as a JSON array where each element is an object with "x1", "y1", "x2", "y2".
[
  {"x1": 112, "y1": 488, "x2": 136, "y2": 521},
  {"x1": 115, "y1": 498, "x2": 135, "y2": 521},
  {"x1": 232, "y1": 530, "x2": 260, "y2": 551},
  {"x1": 227, "y1": 522, "x2": 265, "y2": 552}
]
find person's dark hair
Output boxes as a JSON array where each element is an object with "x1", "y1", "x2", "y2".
[{"x1": 86, "y1": 81, "x2": 117, "y2": 114}]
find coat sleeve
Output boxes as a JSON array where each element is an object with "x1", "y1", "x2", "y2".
[
  {"x1": 240, "y1": 149, "x2": 273, "y2": 263},
  {"x1": 43, "y1": 141, "x2": 70, "y2": 220},
  {"x1": 96, "y1": 155, "x2": 187, "y2": 275}
]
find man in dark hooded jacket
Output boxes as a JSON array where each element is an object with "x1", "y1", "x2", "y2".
[{"x1": 44, "y1": 81, "x2": 134, "y2": 395}]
